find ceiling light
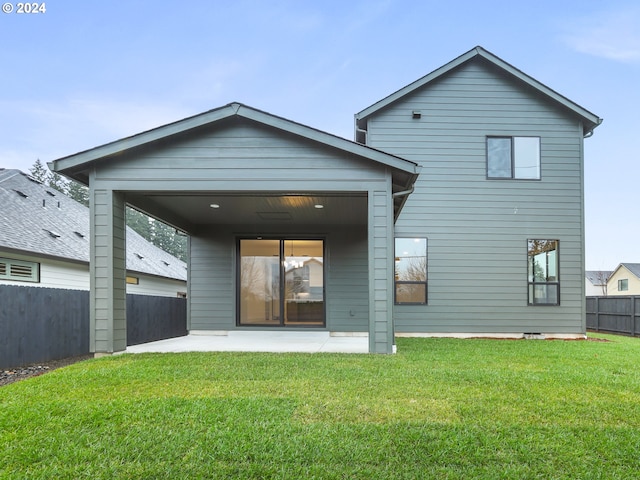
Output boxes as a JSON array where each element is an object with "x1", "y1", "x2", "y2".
[
  {"x1": 209, "y1": 203, "x2": 220, "y2": 209},
  {"x1": 314, "y1": 204, "x2": 324, "y2": 209}
]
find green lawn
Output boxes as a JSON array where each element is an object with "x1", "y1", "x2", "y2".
[{"x1": 2, "y1": 334, "x2": 640, "y2": 479}]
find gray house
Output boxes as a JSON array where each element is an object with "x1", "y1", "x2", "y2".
[{"x1": 49, "y1": 46, "x2": 601, "y2": 354}]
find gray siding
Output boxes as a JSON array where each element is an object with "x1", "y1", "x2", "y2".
[
  {"x1": 189, "y1": 230, "x2": 234, "y2": 330},
  {"x1": 365, "y1": 58, "x2": 586, "y2": 334},
  {"x1": 89, "y1": 120, "x2": 388, "y2": 193},
  {"x1": 90, "y1": 188, "x2": 127, "y2": 352},
  {"x1": 326, "y1": 227, "x2": 369, "y2": 331},
  {"x1": 369, "y1": 187, "x2": 395, "y2": 352}
]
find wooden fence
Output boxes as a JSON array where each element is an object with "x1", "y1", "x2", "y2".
[
  {"x1": 0, "y1": 285, "x2": 186, "y2": 369},
  {"x1": 586, "y1": 296, "x2": 640, "y2": 337}
]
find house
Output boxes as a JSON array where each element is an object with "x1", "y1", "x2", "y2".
[
  {"x1": 606, "y1": 264, "x2": 640, "y2": 296},
  {"x1": 49, "y1": 46, "x2": 601, "y2": 354},
  {"x1": 0, "y1": 169, "x2": 187, "y2": 297},
  {"x1": 585, "y1": 271, "x2": 612, "y2": 296}
]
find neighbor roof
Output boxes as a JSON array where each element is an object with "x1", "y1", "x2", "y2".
[
  {"x1": 0, "y1": 169, "x2": 186, "y2": 281},
  {"x1": 355, "y1": 46, "x2": 602, "y2": 137},
  {"x1": 585, "y1": 271, "x2": 612, "y2": 286},
  {"x1": 615, "y1": 263, "x2": 640, "y2": 279}
]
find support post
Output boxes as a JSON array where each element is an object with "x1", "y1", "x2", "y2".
[
  {"x1": 368, "y1": 186, "x2": 395, "y2": 354},
  {"x1": 90, "y1": 186, "x2": 127, "y2": 354}
]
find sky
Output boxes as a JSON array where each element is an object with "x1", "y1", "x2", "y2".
[{"x1": 0, "y1": 0, "x2": 638, "y2": 271}]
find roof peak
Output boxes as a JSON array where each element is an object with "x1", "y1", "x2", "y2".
[{"x1": 355, "y1": 46, "x2": 602, "y2": 136}]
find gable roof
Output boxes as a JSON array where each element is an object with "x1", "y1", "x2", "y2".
[
  {"x1": 355, "y1": 46, "x2": 602, "y2": 137},
  {"x1": 0, "y1": 169, "x2": 186, "y2": 281},
  {"x1": 585, "y1": 270, "x2": 612, "y2": 286},
  {"x1": 612, "y1": 263, "x2": 640, "y2": 280},
  {"x1": 49, "y1": 102, "x2": 421, "y2": 187}
]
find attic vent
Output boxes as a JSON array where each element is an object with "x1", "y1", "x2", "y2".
[
  {"x1": 13, "y1": 189, "x2": 28, "y2": 198},
  {"x1": 412, "y1": 110, "x2": 422, "y2": 119},
  {"x1": 46, "y1": 190, "x2": 56, "y2": 197},
  {"x1": 44, "y1": 229, "x2": 61, "y2": 239},
  {"x1": 74, "y1": 231, "x2": 85, "y2": 238},
  {"x1": 0, "y1": 257, "x2": 40, "y2": 282},
  {"x1": 135, "y1": 253, "x2": 144, "y2": 259}
]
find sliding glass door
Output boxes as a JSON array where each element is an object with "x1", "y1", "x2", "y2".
[{"x1": 238, "y1": 239, "x2": 324, "y2": 327}]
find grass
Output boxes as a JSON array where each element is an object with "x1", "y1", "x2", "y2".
[{"x1": 2, "y1": 334, "x2": 640, "y2": 479}]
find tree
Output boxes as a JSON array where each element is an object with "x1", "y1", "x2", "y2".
[
  {"x1": 29, "y1": 159, "x2": 48, "y2": 183},
  {"x1": 28, "y1": 160, "x2": 187, "y2": 261},
  {"x1": 67, "y1": 180, "x2": 89, "y2": 207},
  {"x1": 47, "y1": 172, "x2": 68, "y2": 194},
  {"x1": 595, "y1": 271, "x2": 610, "y2": 296}
]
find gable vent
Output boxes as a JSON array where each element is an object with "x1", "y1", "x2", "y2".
[{"x1": 0, "y1": 257, "x2": 40, "y2": 282}]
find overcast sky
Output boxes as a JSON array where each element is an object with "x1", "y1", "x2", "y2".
[{"x1": 1, "y1": 0, "x2": 638, "y2": 270}]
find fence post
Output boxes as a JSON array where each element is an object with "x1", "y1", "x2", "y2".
[{"x1": 633, "y1": 296, "x2": 638, "y2": 336}]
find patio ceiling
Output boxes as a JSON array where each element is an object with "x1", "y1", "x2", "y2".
[{"x1": 125, "y1": 192, "x2": 368, "y2": 231}]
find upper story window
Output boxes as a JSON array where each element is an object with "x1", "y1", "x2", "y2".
[
  {"x1": 527, "y1": 240, "x2": 559, "y2": 305},
  {"x1": 395, "y1": 238, "x2": 427, "y2": 304},
  {"x1": 487, "y1": 136, "x2": 540, "y2": 180},
  {"x1": 0, "y1": 257, "x2": 40, "y2": 283},
  {"x1": 618, "y1": 279, "x2": 629, "y2": 292}
]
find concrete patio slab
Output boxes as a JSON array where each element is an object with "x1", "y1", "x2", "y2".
[{"x1": 124, "y1": 331, "x2": 369, "y2": 354}]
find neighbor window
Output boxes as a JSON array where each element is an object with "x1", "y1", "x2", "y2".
[
  {"x1": 0, "y1": 257, "x2": 40, "y2": 283},
  {"x1": 487, "y1": 136, "x2": 540, "y2": 179},
  {"x1": 527, "y1": 240, "x2": 559, "y2": 305},
  {"x1": 395, "y1": 238, "x2": 427, "y2": 304},
  {"x1": 618, "y1": 279, "x2": 629, "y2": 292}
]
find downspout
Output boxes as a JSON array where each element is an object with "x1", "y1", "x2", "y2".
[{"x1": 392, "y1": 185, "x2": 414, "y2": 198}]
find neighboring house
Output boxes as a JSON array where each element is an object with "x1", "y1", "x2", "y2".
[
  {"x1": 585, "y1": 271, "x2": 612, "y2": 296},
  {"x1": 0, "y1": 169, "x2": 187, "y2": 297},
  {"x1": 49, "y1": 46, "x2": 601, "y2": 354},
  {"x1": 607, "y1": 264, "x2": 640, "y2": 296}
]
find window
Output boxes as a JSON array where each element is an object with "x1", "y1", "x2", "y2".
[
  {"x1": 487, "y1": 136, "x2": 540, "y2": 179},
  {"x1": 395, "y1": 238, "x2": 427, "y2": 304},
  {"x1": 527, "y1": 240, "x2": 559, "y2": 305},
  {"x1": 618, "y1": 279, "x2": 629, "y2": 292},
  {"x1": 0, "y1": 257, "x2": 40, "y2": 283}
]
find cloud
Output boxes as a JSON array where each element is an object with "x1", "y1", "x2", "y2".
[{"x1": 561, "y1": 6, "x2": 640, "y2": 62}]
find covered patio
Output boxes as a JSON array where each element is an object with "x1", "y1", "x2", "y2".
[{"x1": 50, "y1": 103, "x2": 420, "y2": 354}]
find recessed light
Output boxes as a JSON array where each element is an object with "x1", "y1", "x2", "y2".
[
  {"x1": 314, "y1": 204, "x2": 324, "y2": 209},
  {"x1": 210, "y1": 203, "x2": 220, "y2": 209}
]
